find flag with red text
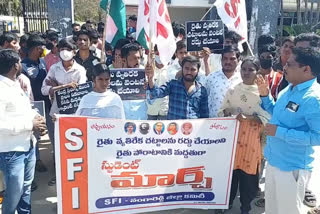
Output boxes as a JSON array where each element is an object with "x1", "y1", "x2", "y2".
[
  {"x1": 136, "y1": 0, "x2": 176, "y2": 65},
  {"x1": 214, "y1": 0, "x2": 248, "y2": 41}
]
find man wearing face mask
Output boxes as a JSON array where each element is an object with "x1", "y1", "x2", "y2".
[
  {"x1": 258, "y1": 45, "x2": 283, "y2": 101},
  {"x1": 44, "y1": 32, "x2": 60, "y2": 72},
  {"x1": 41, "y1": 39, "x2": 87, "y2": 186}
]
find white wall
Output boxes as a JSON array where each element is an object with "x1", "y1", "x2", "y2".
[
  {"x1": 124, "y1": 0, "x2": 211, "y2": 8},
  {"x1": 168, "y1": 7, "x2": 208, "y2": 24}
]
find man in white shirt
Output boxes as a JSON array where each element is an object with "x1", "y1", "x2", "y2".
[
  {"x1": 205, "y1": 46, "x2": 242, "y2": 118},
  {"x1": 147, "y1": 55, "x2": 169, "y2": 120},
  {"x1": 0, "y1": 49, "x2": 46, "y2": 214},
  {"x1": 167, "y1": 40, "x2": 188, "y2": 81}
]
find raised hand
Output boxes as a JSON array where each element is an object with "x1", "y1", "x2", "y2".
[{"x1": 255, "y1": 74, "x2": 269, "y2": 97}]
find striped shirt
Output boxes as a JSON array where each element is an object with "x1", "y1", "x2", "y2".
[{"x1": 148, "y1": 79, "x2": 209, "y2": 119}]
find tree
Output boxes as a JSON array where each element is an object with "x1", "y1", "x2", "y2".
[
  {"x1": 304, "y1": 0, "x2": 309, "y2": 24},
  {"x1": 74, "y1": 0, "x2": 104, "y2": 22},
  {"x1": 310, "y1": 0, "x2": 314, "y2": 24},
  {"x1": 297, "y1": 0, "x2": 302, "y2": 24},
  {"x1": 316, "y1": 0, "x2": 320, "y2": 24}
]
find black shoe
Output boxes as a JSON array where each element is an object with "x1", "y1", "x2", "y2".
[
  {"x1": 31, "y1": 181, "x2": 38, "y2": 192},
  {"x1": 36, "y1": 160, "x2": 48, "y2": 173},
  {"x1": 48, "y1": 176, "x2": 56, "y2": 186}
]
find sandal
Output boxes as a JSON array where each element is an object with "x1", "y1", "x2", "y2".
[
  {"x1": 308, "y1": 206, "x2": 320, "y2": 214},
  {"x1": 255, "y1": 198, "x2": 265, "y2": 208},
  {"x1": 305, "y1": 190, "x2": 317, "y2": 208}
]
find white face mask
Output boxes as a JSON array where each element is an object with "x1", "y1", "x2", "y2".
[{"x1": 59, "y1": 50, "x2": 74, "y2": 61}]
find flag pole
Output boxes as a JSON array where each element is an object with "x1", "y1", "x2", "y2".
[
  {"x1": 200, "y1": 3, "x2": 215, "y2": 21},
  {"x1": 101, "y1": 0, "x2": 112, "y2": 63},
  {"x1": 148, "y1": 0, "x2": 155, "y2": 67}
]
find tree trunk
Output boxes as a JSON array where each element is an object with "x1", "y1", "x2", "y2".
[
  {"x1": 280, "y1": 0, "x2": 284, "y2": 38},
  {"x1": 304, "y1": 0, "x2": 308, "y2": 24},
  {"x1": 316, "y1": 0, "x2": 320, "y2": 24},
  {"x1": 249, "y1": 0, "x2": 281, "y2": 53},
  {"x1": 310, "y1": 0, "x2": 314, "y2": 24},
  {"x1": 297, "y1": 0, "x2": 302, "y2": 24}
]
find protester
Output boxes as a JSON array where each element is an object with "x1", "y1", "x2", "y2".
[
  {"x1": 258, "y1": 44, "x2": 282, "y2": 100},
  {"x1": 110, "y1": 38, "x2": 131, "y2": 69},
  {"x1": 19, "y1": 34, "x2": 30, "y2": 60},
  {"x1": 208, "y1": 30, "x2": 242, "y2": 74},
  {"x1": 89, "y1": 30, "x2": 102, "y2": 58},
  {"x1": 257, "y1": 47, "x2": 320, "y2": 214},
  {"x1": 257, "y1": 34, "x2": 276, "y2": 48},
  {"x1": 294, "y1": 33, "x2": 320, "y2": 48},
  {"x1": 146, "y1": 55, "x2": 209, "y2": 119},
  {"x1": 85, "y1": 20, "x2": 96, "y2": 31},
  {"x1": 172, "y1": 23, "x2": 186, "y2": 42},
  {"x1": 273, "y1": 37, "x2": 295, "y2": 92},
  {"x1": 71, "y1": 23, "x2": 81, "y2": 33},
  {"x1": 41, "y1": 39, "x2": 87, "y2": 185},
  {"x1": 74, "y1": 30, "x2": 100, "y2": 81},
  {"x1": 76, "y1": 63, "x2": 125, "y2": 119},
  {"x1": 293, "y1": 32, "x2": 320, "y2": 208},
  {"x1": 105, "y1": 43, "x2": 113, "y2": 66},
  {"x1": 0, "y1": 32, "x2": 20, "y2": 52},
  {"x1": 0, "y1": 49, "x2": 47, "y2": 214},
  {"x1": 167, "y1": 40, "x2": 188, "y2": 80},
  {"x1": 42, "y1": 39, "x2": 87, "y2": 119},
  {"x1": 22, "y1": 34, "x2": 51, "y2": 177},
  {"x1": 217, "y1": 57, "x2": 270, "y2": 214},
  {"x1": 119, "y1": 43, "x2": 148, "y2": 120},
  {"x1": 146, "y1": 54, "x2": 169, "y2": 120},
  {"x1": 205, "y1": 46, "x2": 241, "y2": 118},
  {"x1": 44, "y1": 32, "x2": 60, "y2": 71},
  {"x1": 128, "y1": 15, "x2": 137, "y2": 35}
]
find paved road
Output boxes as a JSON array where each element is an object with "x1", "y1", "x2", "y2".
[{"x1": 1, "y1": 136, "x2": 320, "y2": 214}]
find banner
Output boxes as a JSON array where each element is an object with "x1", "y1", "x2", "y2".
[
  {"x1": 55, "y1": 82, "x2": 93, "y2": 114},
  {"x1": 186, "y1": 20, "x2": 224, "y2": 52},
  {"x1": 214, "y1": 0, "x2": 248, "y2": 41},
  {"x1": 31, "y1": 101, "x2": 45, "y2": 117},
  {"x1": 110, "y1": 68, "x2": 146, "y2": 100},
  {"x1": 55, "y1": 117, "x2": 239, "y2": 214}
]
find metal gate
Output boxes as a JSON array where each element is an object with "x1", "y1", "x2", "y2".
[{"x1": 21, "y1": 0, "x2": 48, "y2": 33}]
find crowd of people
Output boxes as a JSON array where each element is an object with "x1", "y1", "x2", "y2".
[{"x1": 0, "y1": 17, "x2": 320, "y2": 214}]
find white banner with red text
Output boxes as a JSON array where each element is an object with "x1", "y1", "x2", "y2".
[{"x1": 55, "y1": 116, "x2": 239, "y2": 214}]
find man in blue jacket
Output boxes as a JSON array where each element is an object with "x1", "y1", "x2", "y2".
[{"x1": 257, "y1": 47, "x2": 320, "y2": 214}]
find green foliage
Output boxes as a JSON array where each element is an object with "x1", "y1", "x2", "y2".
[
  {"x1": 74, "y1": 0, "x2": 105, "y2": 22},
  {"x1": 283, "y1": 24, "x2": 314, "y2": 36}
]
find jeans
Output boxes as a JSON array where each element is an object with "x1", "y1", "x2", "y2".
[
  {"x1": 0, "y1": 147, "x2": 36, "y2": 214},
  {"x1": 147, "y1": 114, "x2": 167, "y2": 120}
]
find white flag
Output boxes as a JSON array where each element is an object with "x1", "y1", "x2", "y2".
[
  {"x1": 214, "y1": 0, "x2": 248, "y2": 41},
  {"x1": 136, "y1": 0, "x2": 176, "y2": 65}
]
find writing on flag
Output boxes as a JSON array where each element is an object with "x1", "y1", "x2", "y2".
[
  {"x1": 214, "y1": 0, "x2": 248, "y2": 41},
  {"x1": 137, "y1": 0, "x2": 176, "y2": 65}
]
